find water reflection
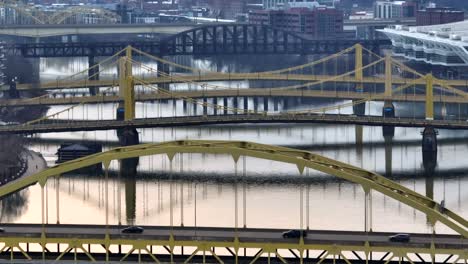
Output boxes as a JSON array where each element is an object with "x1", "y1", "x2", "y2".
[{"x1": 0, "y1": 191, "x2": 28, "y2": 222}]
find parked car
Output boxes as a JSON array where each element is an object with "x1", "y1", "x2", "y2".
[
  {"x1": 121, "y1": 226, "x2": 144, "y2": 234},
  {"x1": 282, "y1": 230, "x2": 307, "y2": 238},
  {"x1": 389, "y1": 233, "x2": 410, "y2": 242},
  {"x1": 0, "y1": 228, "x2": 4, "y2": 233}
]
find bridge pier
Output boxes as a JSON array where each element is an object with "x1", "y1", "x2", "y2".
[
  {"x1": 203, "y1": 97, "x2": 208, "y2": 116},
  {"x1": 382, "y1": 101, "x2": 395, "y2": 137},
  {"x1": 253, "y1": 97, "x2": 259, "y2": 113},
  {"x1": 223, "y1": 97, "x2": 228, "y2": 115},
  {"x1": 213, "y1": 97, "x2": 218, "y2": 115},
  {"x1": 422, "y1": 126, "x2": 438, "y2": 169},
  {"x1": 183, "y1": 100, "x2": 187, "y2": 113},
  {"x1": 233, "y1": 97, "x2": 238, "y2": 114},
  {"x1": 243, "y1": 97, "x2": 248, "y2": 114},
  {"x1": 273, "y1": 98, "x2": 279, "y2": 112},
  {"x1": 352, "y1": 100, "x2": 365, "y2": 116},
  {"x1": 116, "y1": 107, "x2": 140, "y2": 146},
  {"x1": 283, "y1": 98, "x2": 289, "y2": 110},
  {"x1": 88, "y1": 56, "x2": 99, "y2": 96},
  {"x1": 193, "y1": 100, "x2": 197, "y2": 115},
  {"x1": 8, "y1": 80, "x2": 19, "y2": 99}
]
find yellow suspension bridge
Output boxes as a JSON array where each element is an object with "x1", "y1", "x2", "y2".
[{"x1": 0, "y1": 44, "x2": 468, "y2": 134}]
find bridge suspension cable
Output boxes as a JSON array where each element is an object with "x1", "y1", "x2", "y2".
[
  {"x1": 19, "y1": 47, "x2": 127, "y2": 104},
  {"x1": 23, "y1": 51, "x2": 125, "y2": 125},
  {"x1": 130, "y1": 57, "x2": 383, "y2": 116},
  {"x1": 129, "y1": 55, "x2": 385, "y2": 92},
  {"x1": 130, "y1": 44, "x2": 359, "y2": 75}
]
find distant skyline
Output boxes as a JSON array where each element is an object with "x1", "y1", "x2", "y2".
[{"x1": 338, "y1": 0, "x2": 467, "y2": 9}]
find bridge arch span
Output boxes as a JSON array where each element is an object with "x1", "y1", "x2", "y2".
[
  {"x1": 49, "y1": 6, "x2": 120, "y2": 24},
  {"x1": 0, "y1": 3, "x2": 47, "y2": 24},
  {"x1": 0, "y1": 140, "x2": 466, "y2": 237},
  {"x1": 160, "y1": 24, "x2": 308, "y2": 55}
]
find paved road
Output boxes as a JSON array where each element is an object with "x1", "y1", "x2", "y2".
[
  {"x1": 1, "y1": 114, "x2": 468, "y2": 134},
  {"x1": 0, "y1": 224, "x2": 465, "y2": 249},
  {"x1": 22, "y1": 150, "x2": 48, "y2": 178}
]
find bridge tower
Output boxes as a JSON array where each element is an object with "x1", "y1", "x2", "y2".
[
  {"x1": 353, "y1": 44, "x2": 365, "y2": 116},
  {"x1": 383, "y1": 53, "x2": 395, "y2": 137},
  {"x1": 422, "y1": 74, "x2": 437, "y2": 162},
  {"x1": 117, "y1": 46, "x2": 139, "y2": 147},
  {"x1": 117, "y1": 46, "x2": 135, "y2": 121},
  {"x1": 425, "y1": 73, "x2": 434, "y2": 121}
]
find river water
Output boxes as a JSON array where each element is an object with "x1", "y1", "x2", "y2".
[{"x1": 2, "y1": 55, "x2": 467, "y2": 237}]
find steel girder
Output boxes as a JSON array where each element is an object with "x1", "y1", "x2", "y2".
[{"x1": 0, "y1": 140, "x2": 465, "y2": 237}]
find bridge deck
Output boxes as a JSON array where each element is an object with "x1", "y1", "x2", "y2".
[
  {"x1": 0, "y1": 224, "x2": 463, "y2": 249},
  {"x1": 0, "y1": 224, "x2": 463, "y2": 263},
  {"x1": 8, "y1": 74, "x2": 468, "y2": 91},
  {"x1": 0, "y1": 89, "x2": 466, "y2": 107},
  {"x1": 2, "y1": 114, "x2": 468, "y2": 134}
]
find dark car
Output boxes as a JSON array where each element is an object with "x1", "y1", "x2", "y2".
[
  {"x1": 282, "y1": 230, "x2": 307, "y2": 238},
  {"x1": 121, "y1": 226, "x2": 144, "y2": 234},
  {"x1": 0, "y1": 228, "x2": 4, "y2": 233},
  {"x1": 389, "y1": 233, "x2": 410, "y2": 242}
]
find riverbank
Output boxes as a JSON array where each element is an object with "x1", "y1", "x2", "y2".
[{"x1": 20, "y1": 150, "x2": 47, "y2": 178}]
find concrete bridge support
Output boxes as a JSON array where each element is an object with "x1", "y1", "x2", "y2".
[
  {"x1": 263, "y1": 97, "x2": 269, "y2": 112},
  {"x1": 88, "y1": 56, "x2": 99, "y2": 96},
  {"x1": 243, "y1": 97, "x2": 248, "y2": 114},
  {"x1": 283, "y1": 98, "x2": 289, "y2": 110},
  {"x1": 382, "y1": 101, "x2": 395, "y2": 137},
  {"x1": 203, "y1": 97, "x2": 208, "y2": 116},
  {"x1": 233, "y1": 97, "x2": 238, "y2": 114},
  {"x1": 8, "y1": 81, "x2": 19, "y2": 99},
  {"x1": 352, "y1": 100, "x2": 365, "y2": 116},
  {"x1": 223, "y1": 97, "x2": 228, "y2": 115},
  {"x1": 183, "y1": 100, "x2": 187, "y2": 113},
  {"x1": 422, "y1": 126, "x2": 437, "y2": 166},
  {"x1": 253, "y1": 97, "x2": 259, "y2": 113},
  {"x1": 213, "y1": 97, "x2": 218, "y2": 115}
]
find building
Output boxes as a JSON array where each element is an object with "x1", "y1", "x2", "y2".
[
  {"x1": 249, "y1": 4, "x2": 343, "y2": 39},
  {"x1": 380, "y1": 20, "x2": 468, "y2": 66},
  {"x1": 416, "y1": 7, "x2": 464, "y2": 26},
  {"x1": 374, "y1": 0, "x2": 418, "y2": 19},
  {"x1": 262, "y1": 0, "x2": 336, "y2": 9},
  {"x1": 210, "y1": 0, "x2": 246, "y2": 19}
]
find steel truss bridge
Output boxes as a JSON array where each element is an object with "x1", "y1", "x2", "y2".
[
  {"x1": 5, "y1": 39, "x2": 386, "y2": 57},
  {"x1": 0, "y1": 140, "x2": 465, "y2": 263},
  {"x1": 0, "y1": 19, "x2": 413, "y2": 38},
  {"x1": 3, "y1": 24, "x2": 388, "y2": 57},
  {"x1": 4, "y1": 114, "x2": 468, "y2": 134}
]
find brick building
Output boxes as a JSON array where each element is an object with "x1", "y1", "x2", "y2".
[
  {"x1": 373, "y1": 1, "x2": 418, "y2": 19},
  {"x1": 416, "y1": 7, "x2": 464, "y2": 26},
  {"x1": 249, "y1": 6, "x2": 343, "y2": 39}
]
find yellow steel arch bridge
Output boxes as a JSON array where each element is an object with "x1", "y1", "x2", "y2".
[
  {"x1": 0, "y1": 1, "x2": 120, "y2": 24},
  {"x1": 0, "y1": 140, "x2": 466, "y2": 263}
]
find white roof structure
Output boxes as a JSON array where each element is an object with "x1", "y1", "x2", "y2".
[{"x1": 379, "y1": 20, "x2": 468, "y2": 66}]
